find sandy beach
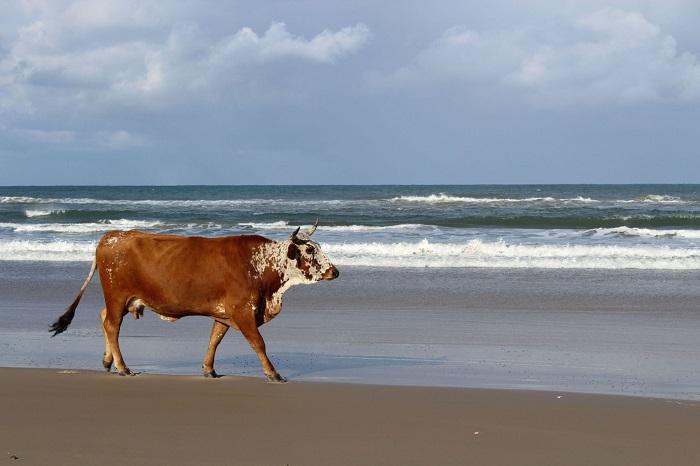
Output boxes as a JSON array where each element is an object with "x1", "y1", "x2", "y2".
[{"x1": 1, "y1": 367, "x2": 699, "y2": 466}]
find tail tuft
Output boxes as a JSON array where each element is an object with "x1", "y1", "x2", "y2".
[
  {"x1": 49, "y1": 257, "x2": 96, "y2": 337},
  {"x1": 49, "y1": 304, "x2": 78, "y2": 337}
]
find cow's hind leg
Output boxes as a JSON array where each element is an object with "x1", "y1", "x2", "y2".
[
  {"x1": 103, "y1": 302, "x2": 131, "y2": 376},
  {"x1": 202, "y1": 320, "x2": 229, "y2": 378},
  {"x1": 100, "y1": 308, "x2": 113, "y2": 372},
  {"x1": 240, "y1": 324, "x2": 286, "y2": 383}
]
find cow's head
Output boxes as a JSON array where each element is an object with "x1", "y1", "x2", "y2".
[{"x1": 286, "y1": 220, "x2": 339, "y2": 281}]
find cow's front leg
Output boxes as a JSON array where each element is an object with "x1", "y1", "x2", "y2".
[
  {"x1": 240, "y1": 324, "x2": 286, "y2": 383},
  {"x1": 202, "y1": 320, "x2": 229, "y2": 378}
]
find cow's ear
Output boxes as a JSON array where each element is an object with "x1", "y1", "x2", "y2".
[{"x1": 287, "y1": 243, "x2": 300, "y2": 260}]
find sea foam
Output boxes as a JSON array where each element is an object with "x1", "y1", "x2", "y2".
[
  {"x1": 389, "y1": 194, "x2": 599, "y2": 203},
  {"x1": 583, "y1": 226, "x2": 700, "y2": 239},
  {"x1": 322, "y1": 238, "x2": 700, "y2": 269},
  {"x1": 0, "y1": 196, "x2": 349, "y2": 208},
  {"x1": 24, "y1": 209, "x2": 66, "y2": 217},
  {"x1": 238, "y1": 221, "x2": 431, "y2": 232},
  {"x1": 0, "y1": 219, "x2": 163, "y2": 234},
  {"x1": 0, "y1": 240, "x2": 96, "y2": 261},
  {"x1": 4, "y1": 237, "x2": 699, "y2": 269}
]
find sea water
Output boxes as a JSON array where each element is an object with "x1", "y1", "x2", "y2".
[{"x1": 1, "y1": 184, "x2": 700, "y2": 269}]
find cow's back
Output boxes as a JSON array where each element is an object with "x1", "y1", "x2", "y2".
[{"x1": 96, "y1": 231, "x2": 270, "y2": 316}]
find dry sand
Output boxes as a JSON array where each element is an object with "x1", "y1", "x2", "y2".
[{"x1": 1, "y1": 368, "x2": 699, "y2": 466}]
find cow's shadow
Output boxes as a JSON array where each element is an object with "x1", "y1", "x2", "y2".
[{"x1": 215, "y1": 351, "x2": 444, "y2": 380}]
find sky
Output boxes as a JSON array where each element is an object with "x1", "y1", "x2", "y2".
[{"x1": 1, "y1": 0, "x2": 700, "y2": 185}]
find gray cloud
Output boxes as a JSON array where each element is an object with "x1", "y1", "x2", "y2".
[
  {"x1": 1, "y1": 7, "x2": 370, "y2": 115},
  {"x1": 370, "y1": 8, "x2": 700, "y2": 107}
]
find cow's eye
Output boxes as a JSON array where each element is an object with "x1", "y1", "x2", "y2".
[{"x1": 306, "y1": 246, "x2": 314, "y2": 254}]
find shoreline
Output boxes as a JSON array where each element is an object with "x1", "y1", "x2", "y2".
[
  {"x1": 0, "y1": 364, "x2": 696, "y2": 403},
  {"x1": 2, "y1": 367, "x2": 699, "y2": 466},
  {"x1": 1, "y1": 355, "x2": 699, "y2": 402}
]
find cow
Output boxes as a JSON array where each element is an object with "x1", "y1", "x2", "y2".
[{"x1": 49, "y1": 221, "x2": 339, "y2": 383}]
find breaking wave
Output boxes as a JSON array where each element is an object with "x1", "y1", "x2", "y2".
[
  {"x1": 3, "y1": 237, "x2": 700, "y2": 269},
  {"x1": 583, "y1": 226, "x2": 700, "y2": 239},
  {"x1": 0, "y1": 220, "x2": 163, "y2": 234},
  {"x1": 391, "y1": 194, "x2": 563, "y2": 203},
  {"x1": 390, "y1": 193, "x2": 694, "y2": 204},
  {"x1": 324, "y1": 239, "x2": 700, "y2": 269},
  {"x1": 0, "y1": 196, "x2": 348, "y2": 208},
  {"x1": 1, "y1": 193, "x2": 692, "y2": 208},
  {"x1": 238, "y1": 221, "x2": 432, "y2": 232},
  {"x1": 24, "y1": 209, "x2": 66, "y2": 217},
  {"x1": 0, "y1": 196, "x2": 41, "y2": 204},
  {"x1": 639, "y1": 195, "x2": 685, "y2": 204},
  {"x1": 0, "y1": 240, "x2": 96, "y2": 261}
]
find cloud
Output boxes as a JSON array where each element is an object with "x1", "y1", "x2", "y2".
[
  {"x1": 370, "y1": 8, "x2": 700, "y2": 106},
  {"x1": 16, "y1": 128, "x2": 76, "y2": 144},
  {"x1": 102, "y1": 130, "x2": 145, "y2": 149},
  {"x1": 211, "y1": 22, "x2": 371, "y2": 65},
  {"x1": 0, "y1": 123, "x2": 143, "y2": 151},
  {"x1": 0, "y1": 4, "x2": 371, "y2": 124}
]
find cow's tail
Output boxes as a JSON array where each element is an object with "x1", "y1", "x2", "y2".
[{"x1": 49, "y1": 257, "x2": 97, "y2": 337}]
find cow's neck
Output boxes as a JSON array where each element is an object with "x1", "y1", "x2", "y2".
[{"x1": 252, "y1": 240, "x2": 310, "y2": 320}]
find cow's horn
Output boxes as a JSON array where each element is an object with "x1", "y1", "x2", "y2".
[
  {"x1": 290, "y1": 226, "x2": 300, "y2": 238},
  {"x1": 307, "y1": 218, "x2": 319, "y2": 236}
]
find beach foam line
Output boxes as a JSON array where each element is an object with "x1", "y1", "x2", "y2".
[
  {"x1": 24, "y1": 209, "x2": 66, "y2": 218},
  {"x1": 4, "y1": 237, "x2": 700, "y2": 268},
  {"x1": 390, "y1": 194, "x2": 563, "y2": 203},
  {"x1": 0, "y1": 196, "x2": 351, "y2": 208},
  {"x1": 0, "y1": 240, "x2": 96, "y2": 261},
  {"x1": 616, "y1": 195, "x2": 687, "y2": 204},
  {"x1": 1, "y1": 193, "x2": 693, "y2": 207},
  {"x1": 238, "y1": 221, "x2": 434, "y2": 232},
  {"x1": 389, "y1": 194, "x2": 605, "y2": 204},
  {"x1": 582, "y1": 226, "x2": 700, "y2": 239},
  {"x1": 323, "y1": 238, "x2": 700, "y2": 269},
  {"x1": 0, "y1": 196, "x2": 40, "y2": 204},
  {"x1": 389, "y1": 193, "x2": 693, "y2": 204},
  {"x1": 0, "y1": 219, "x2": 163, "y2": 234}
]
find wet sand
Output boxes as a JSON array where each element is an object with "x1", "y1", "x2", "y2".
[
  {"x1": 2, "y1": 263, "x2": 700, "y2": 399},
  {"x1": 1, "y1": 367, "x2": 699, "y2": 466}
]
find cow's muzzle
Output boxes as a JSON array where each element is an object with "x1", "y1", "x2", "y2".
[{"x1": 323, "y1": 265, "x2": 340, "y2": 280}]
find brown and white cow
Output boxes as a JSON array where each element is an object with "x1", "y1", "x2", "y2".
[{"x1": 49, "y1": 222, "x2": 338, "y2": 382}]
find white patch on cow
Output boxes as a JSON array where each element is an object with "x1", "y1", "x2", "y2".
[
  {"x1": 104, "y1": 266, "x2": 115, "y2": 284},
  {"x1": 104, "y1": 231, "x2": 128, "y2": 248},
  {"x1": 105, "y1": 236, "x2": 119, "y2": 246},
  {"x1": 251, "y1": 236, "x2": 335, "y2": 320},
  {"x1": 159, "y1": 315, "x2": 178, "y2": 322},
  {"x1": 299, "y1": 240, "x2": 333, "y2": 281},
  {"x1": 215, "y1": 303, "x2": 227, "y2": 316},
  {"x1": 101, "y1": 232, "x2": 132, "y2": 286}
]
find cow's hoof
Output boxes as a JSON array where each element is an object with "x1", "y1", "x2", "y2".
[
  {"x1": 266, "y1": 373, "x2": 287, "y2": 384},
  {"x1": 203, "y1": 369, "x2": 219, "y2": 378},
  {"x1": 117, "y1": 368, "x2": 132, "y2": 376},
  {"x1": 102, "y1": 359, "x2": 113, "y2": 372}
]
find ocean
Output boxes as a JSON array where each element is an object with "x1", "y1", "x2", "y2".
[{"x1": 1, "y1": 184, "x2": 700, "y2": 269}]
